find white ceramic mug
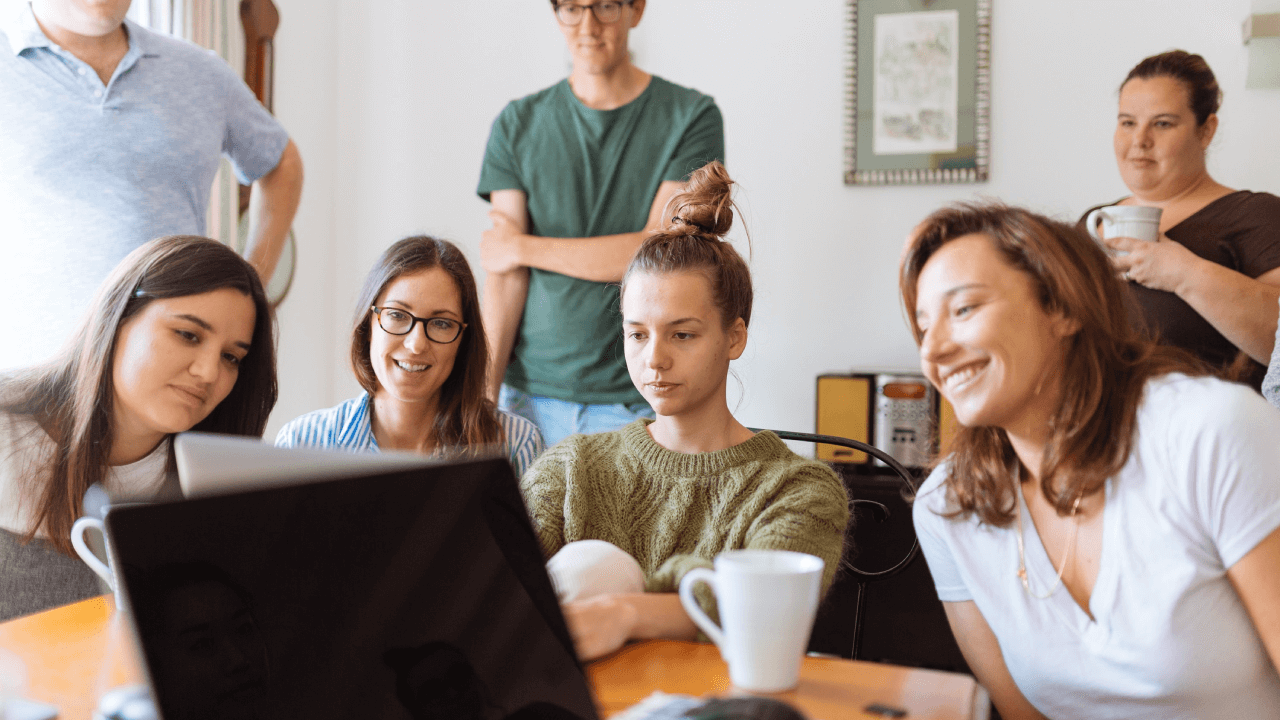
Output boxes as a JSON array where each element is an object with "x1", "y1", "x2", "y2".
[
  {"x1": 678, "y1": 549, "x2": 824, "y2": 692},
  {"x1": 71, "y1": 516, "x2": 118, "y2": 594},
  {"x1": 1085, "y1": 205, "x2": 1162, "y2": 248}
]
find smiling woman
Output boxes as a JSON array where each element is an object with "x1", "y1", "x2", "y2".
[
  {"x1": 902, "y1": 203, "x2": 1280, "y2": 719},
  {"x1": 274, "y1": 236, "x2": 543, "y2": 477},
  {"x1": 0, "y1": 235, "x2": 276, "y2": 621}
]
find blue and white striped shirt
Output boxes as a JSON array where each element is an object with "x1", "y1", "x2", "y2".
[{"x1": 274, "y1": 393, "x2": 544, "y2": 479}]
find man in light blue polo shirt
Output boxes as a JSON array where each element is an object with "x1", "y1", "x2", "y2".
[{"x1": 0, "y1": 0, "x2": 303, "y2": 370}]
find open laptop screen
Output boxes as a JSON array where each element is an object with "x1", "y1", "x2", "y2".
[{"x1": 107, "y1": 457, "x2": 597, "y2": 720}]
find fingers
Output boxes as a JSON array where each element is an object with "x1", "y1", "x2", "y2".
[{"x1": 1101, "y1": 234, "x2": 1136, "y2": 253}]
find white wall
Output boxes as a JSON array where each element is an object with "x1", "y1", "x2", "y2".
[
  {"x1": 261, "y1": 0, "x2": 1280, "y2": 437},
  {"x1": 268, "y1": 0, "x2": 341, "y2": 441}
]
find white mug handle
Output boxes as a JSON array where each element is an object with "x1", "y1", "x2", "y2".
[
  {"x1": 678, "y1": 568, "x2": 725, "y2": 648},
  {"x1": 71, "y1": 516, "x2": 114, "y2": 590},
  {"x1": 1085, "y1": 208, "x2": 1110, "y2": 242}
]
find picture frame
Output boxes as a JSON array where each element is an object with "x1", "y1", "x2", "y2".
[{"x1": 844, "y1": 0, "x2": 991, "y2": 185}]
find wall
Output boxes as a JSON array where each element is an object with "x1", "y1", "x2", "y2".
[
  {"x1": 268, "y1": 0, "x2": 341, "y2": 441},
  {"x1": 263, "y1": 0, "x2": 1278, "y2": 439},
  {"x1": 17, "y1": 0, "x2": 1256, "y2": 437}
]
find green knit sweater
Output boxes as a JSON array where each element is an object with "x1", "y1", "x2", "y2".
[{"x1": 520, "y1": 419, "x2": 850, "y2": 598}]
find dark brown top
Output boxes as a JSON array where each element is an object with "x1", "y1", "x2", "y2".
[{"x1": 1082, "y1": 191, "x2": 1280, "y2": 388}]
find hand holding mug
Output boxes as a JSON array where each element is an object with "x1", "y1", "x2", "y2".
[
  {"x1": 1106, "y1": 232, "x2": 1197, "y2": 293},
  {"x1": 1085, "y1": 205, "x2": 1162, "y2": 253}
]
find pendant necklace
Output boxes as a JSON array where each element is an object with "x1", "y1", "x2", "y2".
[{"x1": 1015, "y1": 466, "x2": 1084, "y2": 599}]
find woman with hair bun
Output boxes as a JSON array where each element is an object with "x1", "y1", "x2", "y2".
[
  {"x1": 1084, "y1": 49, "x2": 1280, "y2": 388},
  {"x1": 519, "y1": 161, "x2": 849, "y2": 661}
]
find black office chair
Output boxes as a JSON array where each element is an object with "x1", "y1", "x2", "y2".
[{"x1": 749, "y1": 430, "x2": 919, "y2": 661}]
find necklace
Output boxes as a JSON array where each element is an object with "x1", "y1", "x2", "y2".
[{"x1": 1015, "y1": 467, "x2": 1084, "y2": 599}]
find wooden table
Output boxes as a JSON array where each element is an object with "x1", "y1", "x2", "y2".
[
  {"x1": 588, "y1": 640, "x2": 987, "y2": 719},
  {"x1": 0, "y1": 597, "x2": 987, "y2": 720}
]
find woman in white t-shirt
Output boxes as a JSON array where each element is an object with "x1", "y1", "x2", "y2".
[
  {"x1": 0, "y1": 236, "x2": 277, "y2": 621},
  {"x1": 901, "y1": 203, "x2": 1280, "y2": 719}
]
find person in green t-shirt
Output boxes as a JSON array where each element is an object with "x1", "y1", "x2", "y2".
[{"x1": 476, "y1": 0, "x2": 725, "y2": 447}]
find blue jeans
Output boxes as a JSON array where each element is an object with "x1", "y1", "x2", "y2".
[{"x1": 499, "y1": 385, "x2": 654, "y2": 448}]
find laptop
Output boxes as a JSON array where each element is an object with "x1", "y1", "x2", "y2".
[
  {"x1": 174, "y1": 432, "x2": 439, "y2": 498},
  {"x1": 106, "y1": 438, "x2": 598, "y2": 720}
]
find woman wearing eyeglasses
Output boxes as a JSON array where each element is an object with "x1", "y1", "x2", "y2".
[{"x1": 276, "y1": 236, "x2": 543, "y2": 477}]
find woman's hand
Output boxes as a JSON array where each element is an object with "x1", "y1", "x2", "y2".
[
  {"x1": 561, "y1": 593, "x2": 640, "y2": 662},
  {"x1": 1104, "y1": 233, "x2": 1201, "y2": 294}
]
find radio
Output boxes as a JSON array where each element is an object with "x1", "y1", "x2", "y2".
[{"x1": 815, "y1": 372, "x2": 960, "y2": 469}]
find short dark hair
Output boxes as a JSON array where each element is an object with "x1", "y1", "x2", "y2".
[
  {"x1": 349, "y1": 236, "x2": 502, "y2": 450},
  {"x1": 1122, "y1": 50, "x2": 1221, "y2": 126}
]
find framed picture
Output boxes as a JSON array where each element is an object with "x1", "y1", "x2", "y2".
[{"x1": 844, "y1": 0, "x2": 991, "y2": 185}]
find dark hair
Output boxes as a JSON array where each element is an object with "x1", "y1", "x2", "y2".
[
  {"x1": 350, "y1": 236, "x2": 502, "y2": 452},
  {"x1": 1, "y1": 236, "x2": 277, "y2": 554},
  {"x1": 1122, "y1": 50, "x2": 1221, "y2": 126},
  {"x1": 621, "y1": 161, "x2": 752, "y2": 329},
  {"x1": 900, "y1": 203, "x2": 1205, "y2": 526}
]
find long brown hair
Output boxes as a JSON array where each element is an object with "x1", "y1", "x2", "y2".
[
  {"x1": 900, "y1": 204, "x2": 1205, "y2": 526},
  {"x1": 1, "y1": 236, "x2": 277, "y2": 554},
  {"x1": 349, "y1": 236, "x2": 502, "y2": 451},
  {"x1": 622, "y1": 160, "x2": 753, "y2": 329}
]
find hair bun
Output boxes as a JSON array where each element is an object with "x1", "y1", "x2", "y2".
[{"x1": 667, "y1": 161, "x2": 734, "y2": 238}]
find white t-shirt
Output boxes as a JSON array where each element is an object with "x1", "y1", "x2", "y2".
[
  {"x1": 0, "y1": 410, "x2": 170, "y2": 537},
  {"x1": 914, "y1": 374, "x2": 1280, "y2": 719}
]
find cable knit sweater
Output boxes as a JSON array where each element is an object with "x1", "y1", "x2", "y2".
[{"x1": 520, "y1": 419, "x2": 850, "y2": 597}]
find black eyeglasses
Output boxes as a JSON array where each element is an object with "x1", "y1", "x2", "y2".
[
  {"x1": 370, "y1": 306, "x2": 466, "y2": 344},
  {"x1": 554, "y1": 0, "x2": 633, "y2": 25}
]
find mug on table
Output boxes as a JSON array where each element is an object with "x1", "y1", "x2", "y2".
[{"x1": 678, "y1": 549, "x2": 824, "y2": 693}]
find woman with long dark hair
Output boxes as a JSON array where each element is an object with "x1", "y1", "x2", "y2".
[
  {"x1": 904, "y1": 203, "x2": 1280, "y2": 718},
  {"x1": 275, "y1": 236, "x2": 542, "y2": 476},
  {"x1": 0, "y1": 236, "x2": 277, "y2": 621}
]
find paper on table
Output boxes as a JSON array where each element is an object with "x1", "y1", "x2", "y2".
[{"x1": 609, "y1": 692, "x2": 703, "y2": 720}]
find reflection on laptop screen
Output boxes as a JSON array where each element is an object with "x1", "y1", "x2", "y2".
[{"x1": 108, "y1": 458, "x2": 598, "y2": 720}]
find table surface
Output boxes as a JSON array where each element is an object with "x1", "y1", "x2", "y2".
[{"x1": 0, "y1": 597, "x2": 986, "y2": 720}]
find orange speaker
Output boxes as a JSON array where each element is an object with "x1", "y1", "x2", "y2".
[
  {"x1": 817, "y1": 372, "x2": 963, "y2": 467},
  {"x1": 815, "y1": 374, "x2": 872, "y2": 463},
  {"x1": 937, "y1": 395, "x2": 961, "y2": 456}
]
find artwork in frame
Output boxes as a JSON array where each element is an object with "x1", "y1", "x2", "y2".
[{"x1": 845, "y1": 0, "x2": 991, "y2": 185}]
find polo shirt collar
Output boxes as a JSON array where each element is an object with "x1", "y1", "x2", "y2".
[
  {"x1": 120, "y1": 17, "x2": 161, "y2": 58},
  {"x1": 3, "y1": 4, "x2": 161, "y2": 59},
  {"x1": 3, "y1": 3, "x2": 51, "y2": 56}
]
